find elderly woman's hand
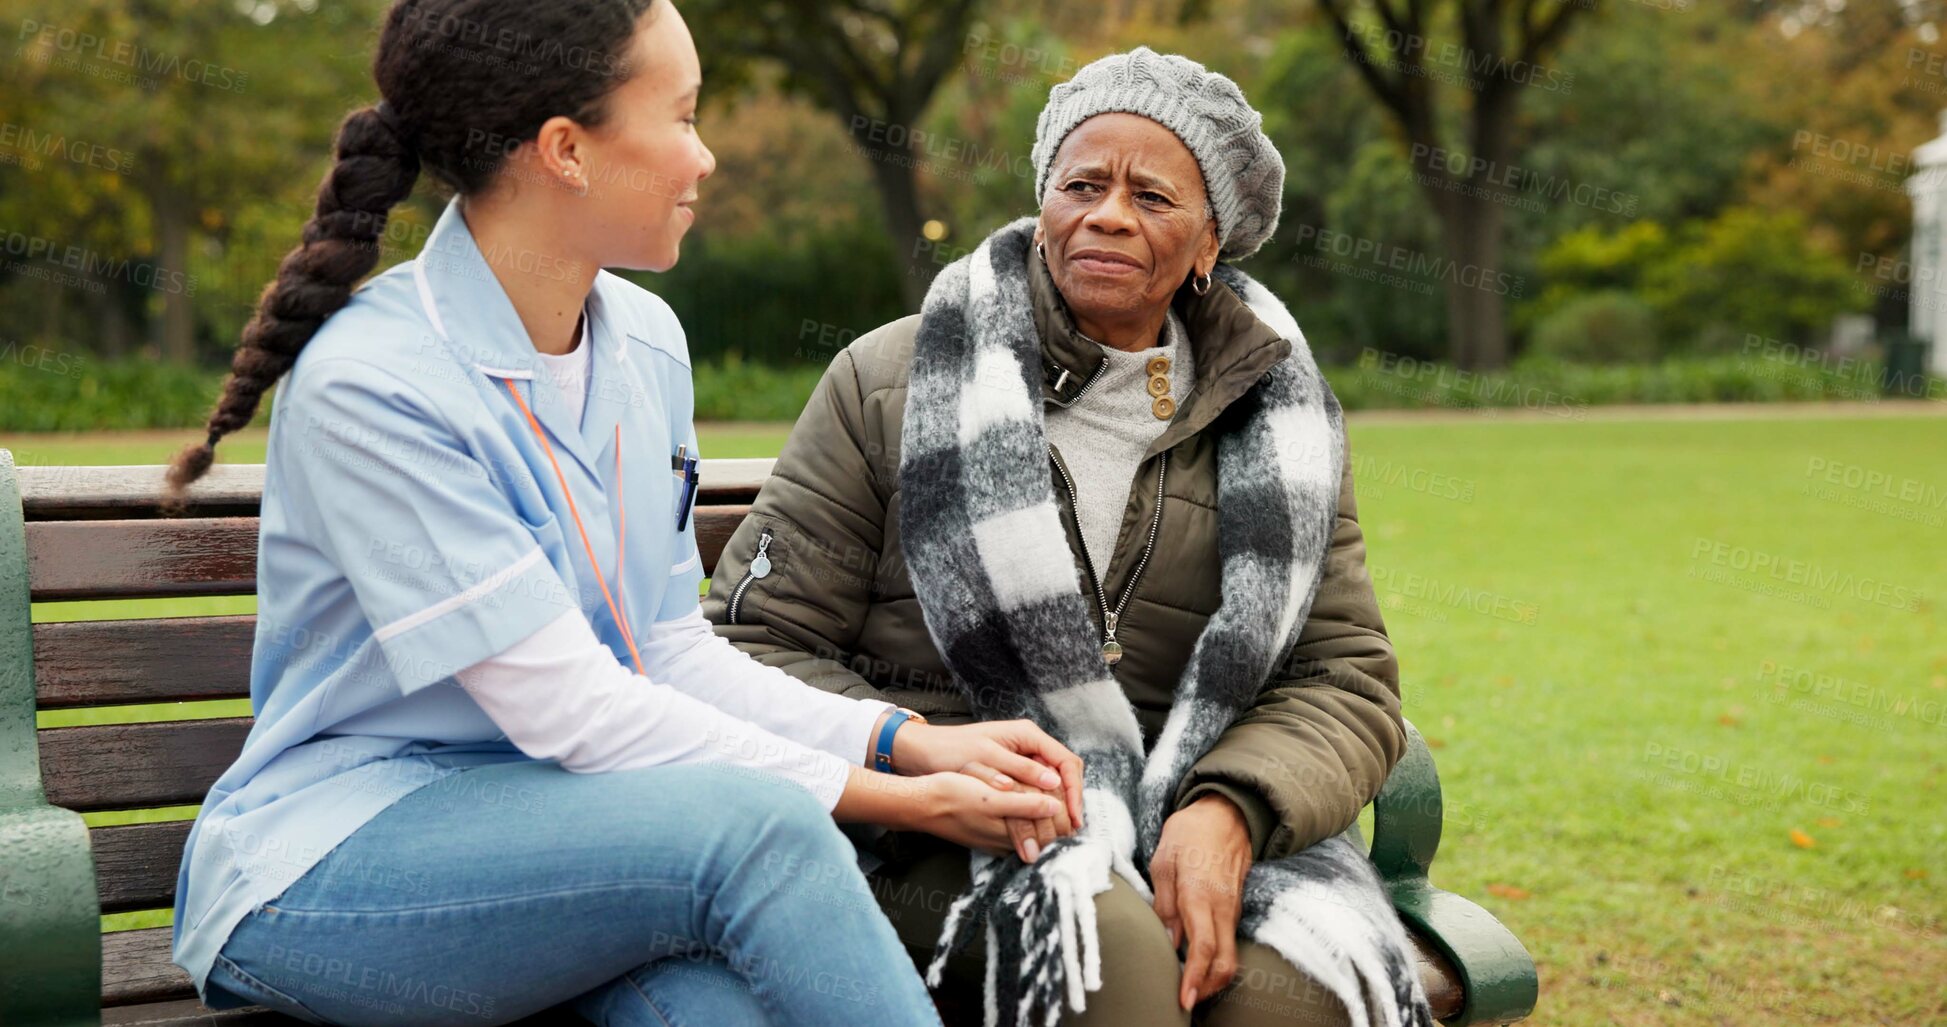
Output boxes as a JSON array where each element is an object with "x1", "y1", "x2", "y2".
[{"x1": 1151, "y1": 793, "x2": 1253, "y2": 1009}]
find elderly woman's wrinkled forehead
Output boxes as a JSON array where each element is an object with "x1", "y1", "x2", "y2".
[{"x1": 1044, "y1": 112, "x2": 1211, "y2": 208}]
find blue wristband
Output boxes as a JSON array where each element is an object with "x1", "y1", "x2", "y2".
[{"x1": 873, "y1": 709, "x2": 914, "y2": 773}]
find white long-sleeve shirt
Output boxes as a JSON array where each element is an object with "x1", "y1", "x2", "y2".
[{"x1": 455, "y1": 607, "x2": 893, "y2": 809}]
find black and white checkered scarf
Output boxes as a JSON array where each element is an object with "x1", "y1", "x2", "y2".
[{"x1": 898, "y1": 217, "x2": 1432, "y2": 1027}]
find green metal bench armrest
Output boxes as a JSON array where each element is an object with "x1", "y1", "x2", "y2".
[
  {"x1": 0, "y1": 450, "x2": 103, "y2": 1026},
  {"x1": 1371, "y1": 719, "x2": 1537, "y2": 1025}
]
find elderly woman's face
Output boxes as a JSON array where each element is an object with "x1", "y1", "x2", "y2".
[{"x1": 1037, "y1": 113, "x2": 1220, "y2": 331}]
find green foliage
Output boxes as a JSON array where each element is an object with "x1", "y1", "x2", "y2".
[
  {"x1": 1641, "y1": 207, "x2": 1868, "y2": 352},
  {"x1": 1527, "y1": 209, "x2": 1868, "y2": 356},
  {"x1": 688, "y1": 355, "x2": 828, "y2": 422},
  {"x1": 1327, "y1": 351, "x2": 1918, "y2": 413},
  {"x1": 1529, "y1": 221, "x2": 1673, "y2": 322},
  {"x1": 0, "y1": 354, "x2": 238, "y2": 432},
  {"x1": 633, "y1": 221, "x2": 906, "y2": 368},
  {"x1": 1529, "y1": 291, "x2": 1661, "y2": 365}
]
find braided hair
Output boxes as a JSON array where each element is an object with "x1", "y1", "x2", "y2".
[{"x1": 167, "y1": 0, "x2": 658, "y2": 497}]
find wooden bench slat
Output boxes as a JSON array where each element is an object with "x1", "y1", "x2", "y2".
[
  {"x1": 694, "y1": 504, "x2": 746, "y2": 582},
  {"x1": 102, "y1": 997, "x2": 299, "y2": 1024},
  {"x1": 25, "y1": 507, "x2": 745, "y2": 605},
  {"x1": 21, "y1": 464, "x2": 268, "y2": 521},
  {"x1": 27, "y1": 519, "x2": 259, "y2": 602},
  {"x1": 35, "y1": 616, "x2": 255, "y2": 709},
  {"x1": 103, "y1": 928, "x2": 197, "y2": 1007},
  {"x1": 41, "y1": 719, "x2": 251, "y2": 812},
  {"x1": 94, "y1": 820, "x2": 193, "y2": 914},
  {"x1": 20, "y1": 460, "x2": 773, "y2": 520}
]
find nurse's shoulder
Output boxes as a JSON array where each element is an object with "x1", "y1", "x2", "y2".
[
  {"x1": 595, "y1": 270, "x2": 689, "y2": 372},
  {"x1": 279, "y1": 263, "x2": 476, "y2": 423}
]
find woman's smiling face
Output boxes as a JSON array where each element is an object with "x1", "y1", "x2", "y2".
[
  {"x1": 575, "y1": 0, "x2": 715, "y2": 272},
  {"x1": 1036, "y1": 113, "x2": 1220, "y2": 334}
]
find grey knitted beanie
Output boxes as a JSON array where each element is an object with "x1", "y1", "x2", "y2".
[{"x1": 1032, "y1": 46, "x2": 1284, "y2": 260}]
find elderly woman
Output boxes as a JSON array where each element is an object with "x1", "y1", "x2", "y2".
[{"x1": 706, "y1": 48, "x2": 1431, "y2": 1027}]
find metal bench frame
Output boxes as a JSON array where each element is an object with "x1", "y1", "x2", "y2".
[{"x1": 0, "y1": 449, "x2": 1537, "y2": 1025}]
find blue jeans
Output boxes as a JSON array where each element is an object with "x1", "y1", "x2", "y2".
[{"x1": 206, "y1": 761, "x2": 942, "y2": 1026}]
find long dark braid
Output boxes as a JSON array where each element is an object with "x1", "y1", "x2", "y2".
[{"x1": 167, "y1": 0, "x2": 658, "y2": 498}]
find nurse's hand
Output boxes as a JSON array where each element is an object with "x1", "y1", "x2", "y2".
[
  {"x1": 890, "y1": 720, "x2": 1085, "y2": 830},
  {"x1": 836, "y1": 768, "x2": 1064, "y2": 857},
  {"x1": 906, "y1": 772, "x2": 1070, "y2": 857}
]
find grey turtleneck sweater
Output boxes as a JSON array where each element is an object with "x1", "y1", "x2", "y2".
[{"x1": 1044, "y1": 309, "x2": 1195, "y2": 577}]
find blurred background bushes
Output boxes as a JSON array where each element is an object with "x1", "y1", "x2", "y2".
[{"x1": 0, "y1": 0, "x2": 1940, "y2": 428}]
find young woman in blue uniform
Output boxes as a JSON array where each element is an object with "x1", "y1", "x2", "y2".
[{"x1": 163, "y1": 3, "x2": 1084, "y2": 1024}]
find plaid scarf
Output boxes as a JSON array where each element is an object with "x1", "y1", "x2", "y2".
[{"x1": 897, "y1": 217, "x2": 1432, "y2": 1027}]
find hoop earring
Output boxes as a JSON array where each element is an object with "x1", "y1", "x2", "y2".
[
  {"x1": 1037, "y1": 241, "x2": 1047, "y2": 264},
  {"x1": 1192, "y1": 270, "x2": 1213, "y2": 296}
]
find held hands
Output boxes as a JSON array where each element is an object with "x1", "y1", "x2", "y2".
[
  {"x1": 887, "y1": 718, "x2": 1086, "y2": 863},
  {"x1": 1151, "y1": 793, "x2": 1253, "y2": 1010}
]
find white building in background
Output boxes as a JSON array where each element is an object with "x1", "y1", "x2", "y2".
[{"x1": 1905, "y1": 110, "x2": 1947, "y2": 377}]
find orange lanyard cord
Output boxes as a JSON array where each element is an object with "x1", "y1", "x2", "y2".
[
  {"x1": 613, "y1": 429, "x2": 627, "y2": 631},
  {"x1": 498, "y1": 378, "x2": 645, "y2": 677}
]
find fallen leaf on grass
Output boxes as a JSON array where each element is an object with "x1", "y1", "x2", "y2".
[
  {"x1": 1486, "y1": 883, "x2": 1531, "y2": 900},
  {"x1": 1717, "y1": 712, "x2": 1740, "y2": 727},
  {"x1": 1905, "y1": 868, "x2": 1927, "y2": 880},
  {"x1": 1789, "y1": 828, "x2": 1817, "y2": 849},
  {"x1": 1815, "y1": 817, "x2": 1841, "y2": 828}
]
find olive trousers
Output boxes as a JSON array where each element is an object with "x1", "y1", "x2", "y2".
[{"x1": 862, "y1": 832, "x2": 1356, "y2": 1027}]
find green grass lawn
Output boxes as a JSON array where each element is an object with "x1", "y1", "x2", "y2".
[{"x1": 7, "y1": 414, "x2": 1942, "y2": 1025}]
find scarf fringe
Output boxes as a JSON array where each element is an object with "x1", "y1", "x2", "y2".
[{"x1": 922, "y1": 834, "x2": 1119, "y2": 1027}]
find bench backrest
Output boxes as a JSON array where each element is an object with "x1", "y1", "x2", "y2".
[{"x1": 8, "y1": 454, "x2": 763, "y2": 1006}]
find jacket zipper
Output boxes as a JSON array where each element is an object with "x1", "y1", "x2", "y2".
[
  {"x1": 1051, "y1": 358, "x2": 1108, "y2": 407},
  {"x1": 726, "y1": 529, "x2": 773, "y2": 625},
  {"x1": 1049, "y1": 446, "x2": 1168, "y2": 665}
]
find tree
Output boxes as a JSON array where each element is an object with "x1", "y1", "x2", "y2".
[
  {"x1": 1316, "y1": 0, "x2": 1589, "y2": 369},
  {"x1": 0, "y1": 0, "x2": 384, "y2": 362},
  {"x1": 683, "y1": 0, "x2": 987, "y2": 310}
]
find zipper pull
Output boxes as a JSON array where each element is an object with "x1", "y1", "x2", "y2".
[
  {"x1": 750, "y1": 532, "x2": 773, "y2": 578},
  {"x1": 1101, "y1": 611, "x2": 1122, "y2": 666}
]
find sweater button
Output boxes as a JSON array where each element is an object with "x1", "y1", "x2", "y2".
[
  {"x1": 1146, "y1": 355, "x2": 1171, "y2": 376},
  {"x1": 1152, "y1": 396, "x2": 1176, "y2": 420}
]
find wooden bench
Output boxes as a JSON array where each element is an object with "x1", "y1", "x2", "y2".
[{"x1": 0, "y1": 449, "x2": 1537, "y2": 1026}]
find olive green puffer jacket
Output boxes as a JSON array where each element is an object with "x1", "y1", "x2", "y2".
[{"x1": 704, "y1": 259, "x2": 1407, "y2": 861}]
